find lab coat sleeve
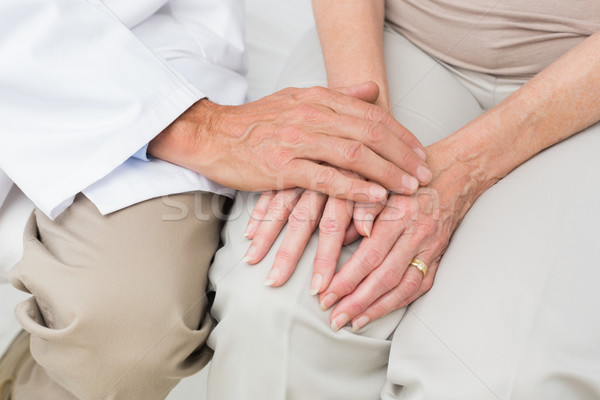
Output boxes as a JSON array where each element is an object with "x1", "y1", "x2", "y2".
[{"x1": 0, "y1": 0, "x2": 206, "y2": 218}]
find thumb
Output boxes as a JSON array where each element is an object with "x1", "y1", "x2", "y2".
[{"x1": 335, "y1": 81, "x2": 380, "y2": 104}]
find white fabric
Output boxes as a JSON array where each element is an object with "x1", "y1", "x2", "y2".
[{"x1": 0, "y1": 0, "x2": 245, "y2": 219}]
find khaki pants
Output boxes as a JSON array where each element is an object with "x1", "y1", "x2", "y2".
[
  {"x1": 206, "y1": 28, "x2": 600, "y2": 399},
  {"x1": 10, "y1": 192, "x2": 225, "y2": 399}
]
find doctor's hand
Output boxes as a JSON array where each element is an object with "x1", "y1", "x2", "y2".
[{"x1": 148, "y1": 82, "x2": 430, "y2": 203}]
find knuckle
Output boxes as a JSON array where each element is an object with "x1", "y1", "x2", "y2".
[
  {"x1": 313, "y1": 253, "x2": 335, "y2": 269},
  {"x1": 315, "y1": 167, "x2": 337, "y2": 187},
  {"x1": 364, "y1": 122, "x2": 385, "y2": 144},
  {"x1": 319, "y1": 217, "x2": 343, "y2": 235},
  {"x1": 431, "y1": 235, "x2": 449, "y2": 252},
  {"x1": 337, "y1": 168, "x2": 359, "y2": 179},
  {"x1": 364, "y1": 104, "x2": 386, "y2": 122},
  {"x1": 395, "y1": 126, "x2": 413, "y2": 144},
  {"x1": 382, "y1": 196, "x2": 411, "y2": 214},
  {"x1": 268, "y1": 198, "x2": 293, "y2": 222},
  {"x1": 286, "y1": 217, "x2": 309, "y2": 233},
  {"x1": 294, "y1": 104, "x2": 325, "y2": 122},
  {"x1": 268, "y1": 148, "x2": 293, "y2": 170},
  {"x1": 381, "y1": 201, "x2": 407, "y2": 222},
  {"x1": 380, "y1": 162, "x2": 397, "y2": 182},
  {"x1": 415, "y1": 221, "x2": 438, "y2": 238},
  {"x1": 289, "y1": 205, "x2": 313, "y2": 225},
  {"x1": 379, "y1": 112, "x2": 394, "y2": 126},
  {"x1": 275, "y1": 125, "x2": 310, "y2": 144},
  {"x1": 370, "y1": 300, "x2": 394, "y2": 319},
  {"x1": 275, "y1": 248, "x2": 294, "y2": 264},
  {"x1": 421, "y1": 278, "x2": 434, "y2": 293},
  {"x1": 269, "y1": 207, "x2": 289, "y2": 223},
  {"x1": 388, "y1": 290, "x2": 407, "y2": 308},
  {"x1": 346, "y1": 180, "x2": 366, "y2": 201},
  {"x1": 402, "y1": 274, "x2": 421, "y2": 295},
  {"x1": 305, "y1": 86, "x2": 329, "y2": 99},
  {"x1": 336, "y1": 274, "x2": 358, "y2": 295},
  {"x1": 277, "y1": 87, "x2": 296, "y2": 97},
  {"x1": 373, "y1": 268, "x2": 403, "y2": 290},
  {"x1": 343, "y1": 142, "x2": 365, "y2": 163},
  {"x1": 344, "y1": 298, "x2": 367, "y2": 316},
  {"x1": 398, "y1": 146, "x2": 414, "y2": 165},
  {"x1": 357, "y1": 247, "x2": 385, "y2": 271}
]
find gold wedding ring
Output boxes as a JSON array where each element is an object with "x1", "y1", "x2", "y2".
[{"x1": 409, "y1": 258, "x2": 428, "y2": 279}]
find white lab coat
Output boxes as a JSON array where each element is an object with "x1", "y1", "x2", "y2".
[{"x1": 0, "y1": 0, "x2": 245, "y2": 219}]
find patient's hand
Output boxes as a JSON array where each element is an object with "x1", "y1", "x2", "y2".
[
  {"x1": 318, "y1": 190, "x2": 446, "y2": 331},
  {"x1": 319, "y1": 141, "x2": 486, "y2": 331},
  {"x1": 243, "y1": 176, "x2": 385, "y2": 289},
  {"x1": 246, "y1": 142, "x2": 484, "y2": 333},
  {"x1": 245, "y1": 143, "x2": 480, "y2": 333}
]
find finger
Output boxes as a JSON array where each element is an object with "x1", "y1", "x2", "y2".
[
  {"x1": 283, "y1": 105, "x2": 430, "y2": 188},
  {"x1": 244, "y1": 188, "x2": 303, "y2": 264},
  {"x1": 245, "y1": 190, "x2": 276, "y2": 239},
  {"x1": 346, "y1": 265, "x2": 424, "y2": 332},
  {"x1": 374, "y1": 111, "x2": 426, "y2": 162},
  {"x1": 329, "y1": 241, "x2": 420, "y2": 331},
  {"x1": 335, "y1": 81, "x2": 380, "y2": 105},
  {"x1": 350, "y1": 257, "x2": 439, "y2": 332},
  {"x1": 300, "y1": 84, "x2": 427, "y2": 159},
  {"x1": 311, "y1": 196, "x2": 354, "y2": 295},
  {"x1": 317, "y1": 114, "x2": 431, "y2": 185},
  {"x1": 296, "y1": 133, "x2": 421, "y2": 194},
  {"x1": 343, "y1": 223, "x2": 361, "y2": 245},
  {"x1": 287, "y1": 160, "x2": 389, "y2": 203},
  {"x1": 318, "y1": 209, "x2": 405, "y2": 310},
  {"x1": 265, "y1": 190, "x2": 327, "y2": 287},
  {"x1": 353, "y1": 200, "x2": 386, "y2": 237},
  {"x1": 392, "y1": 259, "x2": 439, "y2": 309}
]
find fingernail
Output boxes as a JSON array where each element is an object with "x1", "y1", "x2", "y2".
[
  {"x1": 320, "y1": 293, "x2": 338, "y2": 311},
  {"x1": 402, "y1": 175, "x2": 418, "y2": 192},
  {"x1": 414, "y1": 147, "x2": 427, "y2": 161},
  {"x1": 310, "y1": 274, "x2": 323, "y2": 296},
  {"x1": 242, "y1": 245, "x2": 256, "y2": 263},
  {"x1": 264, "y1": 267, "x2": 280, "y2": 286},
  {"x1": 331, "y1": 313, "x2": 350, "y2": 332},
  {"x1": 369, "y1": 185, "x2": 387, "y2": 201},
  {"x1": 417, "y1": 165, "x2": 432, "y2": 183},
  {"x1": 352, "y1": 316, "x2": 370, "y2": 332},
  {"x1": 243, "y1": 220, "x2": 255, "y2": 238},
  {"x1": 362, "y1": 213, "x2": 374, "y2": 237}
]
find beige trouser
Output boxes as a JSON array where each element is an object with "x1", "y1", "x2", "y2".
[
  {"x1": 10, "y1": 192, "x2": 225, "y2": 399},
  {"x1": 206, "y1": 28, "x2": 600, "y2": 399}
]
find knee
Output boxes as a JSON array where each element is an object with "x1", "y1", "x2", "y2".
[
  {"x1": 214, "y1": 271, "x2": 293, "y2": 326},
  {"x1": 16, "y1": 287, "x2": 212, "y2": 400}
]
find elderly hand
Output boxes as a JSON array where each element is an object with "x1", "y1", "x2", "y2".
[
  {"x1": 242, "y1": 171, "x2": 386, "y2": 287},
  {"x1": 149, "y1": 82, "x2": 430, "y2": 203},
  {"x1": 319, "y1": 141, "x2": 483, "y2": 331}
]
